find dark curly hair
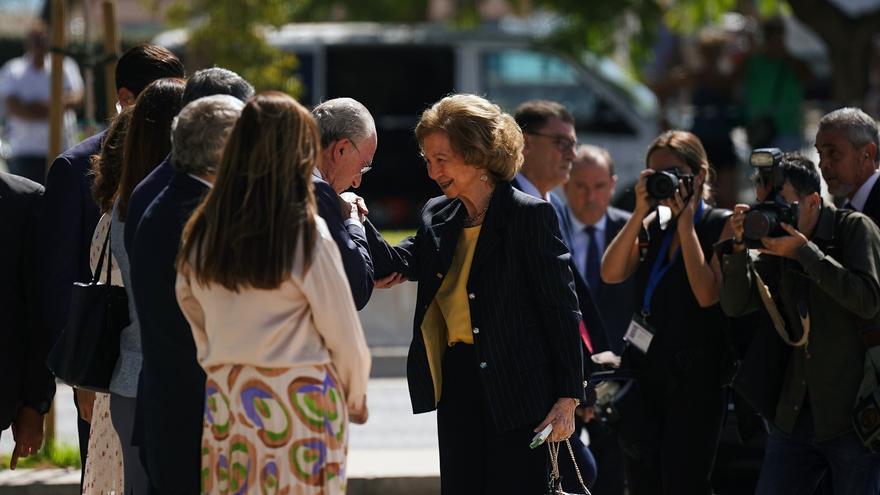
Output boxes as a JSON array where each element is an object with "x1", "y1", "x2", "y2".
[{"x1": 90, "y1": 107, "x2": 133, "y2": 213}]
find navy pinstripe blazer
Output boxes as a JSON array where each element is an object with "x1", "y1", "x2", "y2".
[{"x1": 365, "y1": 181, "x2": 584, "y2": 431}]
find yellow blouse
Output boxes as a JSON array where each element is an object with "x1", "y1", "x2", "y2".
[{"x1": 420, "y1": 225, "x2": 481, "y2": 404}]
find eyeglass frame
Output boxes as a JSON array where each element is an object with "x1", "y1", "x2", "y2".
[
  {"x1": 525, "y1": 131, "x2": 578, "y2": 153},
  {"x1": 349, "y1": 139, "x2": 373, "y2": 175}
]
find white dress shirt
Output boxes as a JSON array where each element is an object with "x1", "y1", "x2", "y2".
[
  {"x1": 850, "y1": 170, "x2": 880, "y2": 212},
  {"x1": 568, "y1": 212, "x2": 608, "y2": 280},
  {"x1": 515, "y1": 173, "x2": 551, "y2": 202}
]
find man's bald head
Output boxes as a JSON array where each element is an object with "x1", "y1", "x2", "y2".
[{"x1": 565, "y1": 145, "x2": 616, "y2": 226}]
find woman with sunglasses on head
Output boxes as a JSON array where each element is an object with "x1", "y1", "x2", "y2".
[{"x1": 601, "y1": 130, "x2": 734, "y2": 494}]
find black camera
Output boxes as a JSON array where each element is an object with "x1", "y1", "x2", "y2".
[
  {"x1": 742, "y1": 148, "x2": 799, "y2": 248},
  {"x1": 646, "y1": 169, "x2": 693, "y2": 200},
  {"x1": 743, "y1": 200, "x2": 800, "y2": 248}
]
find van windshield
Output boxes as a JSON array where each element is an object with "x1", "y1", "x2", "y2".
[{"x1": 481, "y1": 49, "x2": 636, "y2": 135}]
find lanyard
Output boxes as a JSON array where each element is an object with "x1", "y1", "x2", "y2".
[{"x1": 641, "y1": 201, "x2": 704, "y2": 316}]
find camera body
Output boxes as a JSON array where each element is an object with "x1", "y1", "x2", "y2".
[
  {"x1": 646, "y1": 169, "x2": 694, "y2": 201},
  {"x1": 743, "y1": 147, "x2": 799, "y2": 248},
  {"x1": 743, "y1": 201, "x2": 800, "y2": 248}
]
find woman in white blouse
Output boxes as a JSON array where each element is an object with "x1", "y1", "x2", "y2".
[{"x1": 176, "y1": 91, "x2": 370, "y2": 495}]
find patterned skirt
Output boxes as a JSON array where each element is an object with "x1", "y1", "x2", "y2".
[{"x1": 201, "y1": 364, "x2": 349, "y2": 495}]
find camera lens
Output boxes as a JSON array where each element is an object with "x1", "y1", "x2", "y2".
[
  {"x1": 743, "y1": 210, "x2": 777, "y2": 240},
  {"x1": 646, "y1": 171, "x2": 679, "y2": 200}
]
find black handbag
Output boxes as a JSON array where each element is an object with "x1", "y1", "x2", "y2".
[{"x1": 46, "y1": 227, "x2": 129, "y2": 393}]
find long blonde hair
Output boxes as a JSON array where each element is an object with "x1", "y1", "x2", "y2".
[{"x1": 178, "y1": 92, "x2": 320, "y2": 291}]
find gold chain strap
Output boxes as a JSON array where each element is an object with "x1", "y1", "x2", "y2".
[{"x1": 547, "y1": 439, "x2": 591, "y2": 495}]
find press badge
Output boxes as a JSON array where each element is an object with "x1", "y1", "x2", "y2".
[{"x1": 624, "y1": 316, "x2": 654, "y2": 354}]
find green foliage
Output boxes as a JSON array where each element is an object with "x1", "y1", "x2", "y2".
[
  {"x1": 164, "y1": 0, "x2": 301, "y2": 96},
  {"x1": 0, "y1": 441, "x2": 81, "y2": 470}
]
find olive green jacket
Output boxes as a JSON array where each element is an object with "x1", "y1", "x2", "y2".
[{"x1": 721, "y1": 204, "x2": 880, "y2": 441}]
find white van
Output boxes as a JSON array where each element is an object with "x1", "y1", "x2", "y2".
[{"x1": 155, "y1": 22, "x2": 659, "y2": 227}]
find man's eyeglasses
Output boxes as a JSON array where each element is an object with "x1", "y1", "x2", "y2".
[
  {"x1": 350, "y1": 140, "x2": 373, "y2": 175},
  {"x1": 526, "y1": 132, "x2": 577, "y2": 153}
]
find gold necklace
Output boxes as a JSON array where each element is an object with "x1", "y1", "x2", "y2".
[{"x1": 464, "y1": 204, "x2": 489, "y2": 226}]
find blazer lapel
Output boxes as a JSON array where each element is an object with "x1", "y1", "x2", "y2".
[
  {"x1": 427, "y1": 199, "x2": 465, "y2": 273},
  {"x1": 470, "y1": 181, "x2": 513, "y2": 278}
]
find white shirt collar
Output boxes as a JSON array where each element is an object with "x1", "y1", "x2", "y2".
[
  {"x1": 312, "y1": 168, "x2": 324, "y2": 181},
  {"x1": 515, "y1": 173, "x2": 550, "y2": 202},
  {"x1": 568, "y1": 211, "x2": 607, "y2": 234},
  {"x1": 850, "y1": 170, "x2": 880, "y2": 212},
  {"x1": 188, "y1": 174, "x2": 213, "y2": 188}
]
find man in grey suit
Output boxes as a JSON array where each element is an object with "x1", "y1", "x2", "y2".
[{"x1": 563, "y1": 144, "x2": 635, "y2": 495}]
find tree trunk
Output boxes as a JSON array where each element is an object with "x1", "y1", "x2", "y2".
[{"x1": 788, "y1": 0, "x2": 880, "y2": 107}]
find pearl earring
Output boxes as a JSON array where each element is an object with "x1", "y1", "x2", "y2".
[{"x1": 480, "y1": 174, "x2": 488, "y2": 182}]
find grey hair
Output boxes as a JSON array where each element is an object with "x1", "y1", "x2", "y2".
[
  {"x1": 818, "y1": 107, "x2": 880, "y2": 163},
  {"x1": 171, "y1": 94, "x2": 245, "y2": 175},
  {"x1": 312, "y1": 97, "x2": 376, "y2": 149}
]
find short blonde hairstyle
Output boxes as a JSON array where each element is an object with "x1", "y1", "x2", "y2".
[{"x1": 415, "y1": 94, "x2": 523, "y2": 182}]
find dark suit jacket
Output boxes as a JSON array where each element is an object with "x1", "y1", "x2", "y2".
[
  {"x1": 366, "y1": 181, "x2": 584, "y2": 431},
  {"x1": 313, "y1": 177, "x2": 374, "y2": 310},
  {"x1": 129, "y1": 172, "x2": 207, "y2": 493},
  {"x1": 125, "y1": 155, "x2": 173, "y2": 257},
  {"x1": 0, "y1": 173, "x2": 53, "y2": 430},
  {"x1": 510, "y1": 178, "x2": 610, "y2": 354},
  {"x1": 40, "y1": 131, "x2": 104, "y2": 344},
  {"x1": 862, "y1": 177, "x2": 880, "y2": 227},
  {"x1": 589, "y1": 206, "x2": 636, "y2": 353}
]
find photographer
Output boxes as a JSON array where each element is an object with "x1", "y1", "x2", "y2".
[
  {"x1": 722, "y1": 154, "x2": 880, "y2": 493},
  {"x1": 602, "y1": 130, "x2": 733, "y2": 494}
]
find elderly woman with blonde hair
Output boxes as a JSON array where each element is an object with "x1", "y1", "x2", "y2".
[{"x1": 360, "y1": 94, "x2": 584, "y2": 493}]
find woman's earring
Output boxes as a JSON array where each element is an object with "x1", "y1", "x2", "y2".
[{"x1": 480, "y1": 174, "x2": 488, "y2": 182}]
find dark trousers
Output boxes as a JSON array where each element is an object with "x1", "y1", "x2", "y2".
[
  {"x1": 585, "y1": 420, "x2": 626, "y2": 495},
  {"x1": 756, "y1": 407, "x2": 880, "y2": 494},
  {"x1": 437, "y1": 344, "x2": 549, "y2": 495},
  {"x1": 7, "y1": 155, "x2": 46, "y2": 185},
  {"x1": 621, "y1": 376, "x2": 726, "y2": 495},
  {"x1": 110, "y1": 394, "x2": 150, "y2": 494}
]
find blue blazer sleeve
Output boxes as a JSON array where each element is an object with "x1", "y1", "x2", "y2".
[{"x1": 313, "y1": 180, "x2": 374, "y2": 310}]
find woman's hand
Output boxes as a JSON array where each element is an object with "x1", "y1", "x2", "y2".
[
  {"x1": 375, "y1": 272, "x2": 406, "y2": 289},
  {"x1": 663, "y1": 174, "x2": 703, "y2": 226},
  {"x1": 534, "y1": 398, "x2": 578, "y2": 443},
  {"x1": 9, "y1": 406, "x2": 43, "y2": 469},
  {"x1": 349, "y1": 399, "x2": 369, "y2": 425},
  {"x1": 634, "y1": 169, "x2": 656, "y2": 220},
  {"x1": 75, "y1": 388, "x2": 96, "y2": 424}
]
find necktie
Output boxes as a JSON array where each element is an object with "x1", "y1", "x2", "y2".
[
  {"x1": 584, "y1": 225, "x2": 601, "y2": 296},
  {"x1": 843, "y1": 201, "x2": 855, "y2": 211}
]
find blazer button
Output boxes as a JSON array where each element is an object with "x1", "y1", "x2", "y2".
[
  {"x1": 468, "y1": 293, "x2": 476, "y2": 300},
  {"x1": 479, "y1": 362, "x2": 488, "y2": 369},
  {"x1": 436, "y1": 272, "x2": 443, "y2": 279},
  {"x1": 472, "y1": 327, "x2": 479, "y2": 334}
]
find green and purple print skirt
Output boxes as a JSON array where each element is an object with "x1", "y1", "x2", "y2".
[{"x1": 201, "y1": 363, "x2": 349, "y2": 494}]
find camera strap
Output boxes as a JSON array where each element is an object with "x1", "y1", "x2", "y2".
[
  {"x1": 750, "y1": 263, "x2": 810, "y2": 348},
  {"x1": 641, "y1": 201, "x2": 704, "y2": 316}
]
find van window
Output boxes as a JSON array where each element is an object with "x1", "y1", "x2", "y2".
[
  {"x1": 326, "y1": 46, "x2": 456, "y2": 229},
  {"x1": 481, "y1": 49, "x2": 636, "y2": 135}
]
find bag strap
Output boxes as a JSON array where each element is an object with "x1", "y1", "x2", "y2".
[
  {"x1": 750, "y1": 261, "x2": 810, "y2": 348},
  {"x1": 92, "y1": 226, "x2": 113, "y2": 286},
  {"x1": 548, "y1": 439, "x2": 592, "y2": 495}
]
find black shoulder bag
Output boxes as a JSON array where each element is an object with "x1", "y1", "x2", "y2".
[{"x1": 46, "y1": 227, "x2": 129, "y2": 393}]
